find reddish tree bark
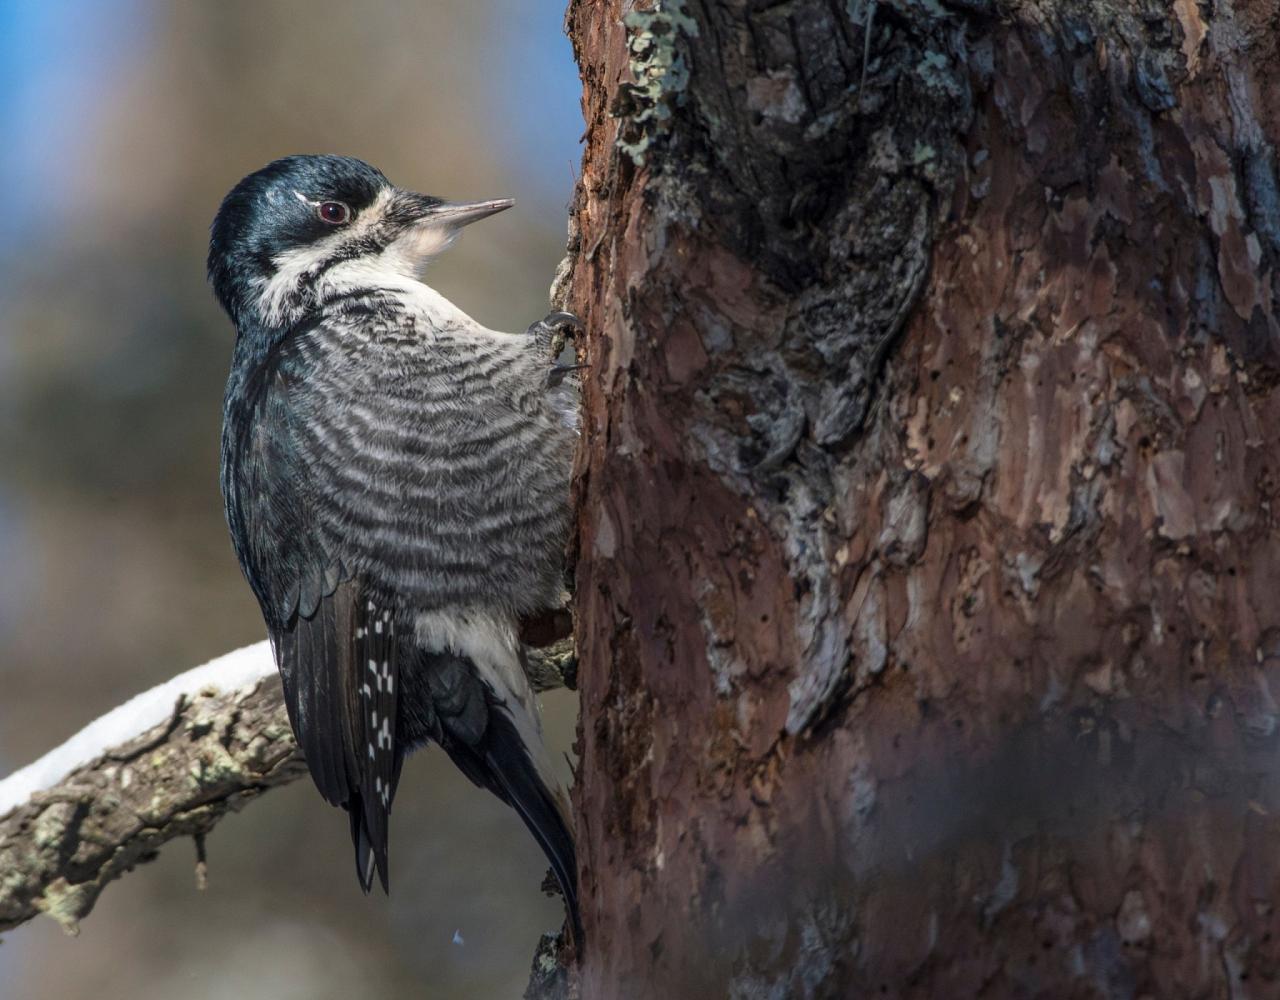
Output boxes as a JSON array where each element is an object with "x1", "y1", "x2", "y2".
[{"x1": 563, "y1": 0, "x2": 1280, "y2": 996}]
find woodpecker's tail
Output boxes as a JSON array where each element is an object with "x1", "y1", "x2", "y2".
[
  {"x1": 485, "y1": 705, "x2": 580, "y2": 937},
  {"x1": 348, "y1": 794, "x2": 378, "y2": 893},
  {"x1": 436, "y1": 692, "x2": 581, "y2": 942},
  {"x1": 437, "y1": 701, "x2": 583, "y2": 937},
  {"x1": 346, "y1": 749, "x2": 405, "y2": 894},
  {"x1": 400, "y1": 640, "x2": 582, "y2": 942}
]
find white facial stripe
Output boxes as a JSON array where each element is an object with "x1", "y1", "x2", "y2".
[
  {"x1": 254, "y1": 189, "x2": 398, "y2": 324},
  {"x1": 250, "y1": 187, "x2": 458, "y2": 326},
  {"x1": 254, "y1": 239, "x2": 340, "y2": 325}
]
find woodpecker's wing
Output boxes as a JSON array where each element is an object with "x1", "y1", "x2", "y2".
[
  {"x1": 222, "y1": 326, "x2": 403, "y2": 892},
  {"x1": 273, "y1": 581, "x2": 400, "y2": 892}
]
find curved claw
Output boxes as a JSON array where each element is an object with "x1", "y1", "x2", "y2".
[
  {"x1": 525, "y1": 310, "x2": 584, "y2": 339},
  {"x1": 543, "y1": 311, "x2": 584, "y2": 334},
  {"x1": 546, "y1": 363, "x2": 589, "y2": 388}
]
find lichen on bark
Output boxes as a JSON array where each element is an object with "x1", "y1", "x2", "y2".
[
  {"x1": 566, "y1": 0, "x2": 1280, "y2": 994},
  {"x1": 598, "y1": 0, "x2": 978, "y2": 734},
  {"x1": 0, "y1": 678, "x2": 305, "y2": 935},
  {"x1": 0, "y1": 640, "x2": 579, "y2": 941}
]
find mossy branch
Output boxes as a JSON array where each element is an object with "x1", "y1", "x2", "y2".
[
  {"x1": 0, "y1": 639, "x2": 576, "y2": 938},
  {"x1": 0, "y1": 673, "x2": 304, "y2": 935}
]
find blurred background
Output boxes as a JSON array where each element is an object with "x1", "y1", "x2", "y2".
[{"x1": 0, "y1": 2, "x2": 582, "y2": 997}]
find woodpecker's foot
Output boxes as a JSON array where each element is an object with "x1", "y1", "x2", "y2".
[
  {"x1": 526, "y1": 310, "x2": 584, "y2": 360},
  {"x1": 528, "y1": 311, "x2": 588, "y2": 387},
  {"x1": 546, "y1": 362, "x2": 588, "y2": 388}
]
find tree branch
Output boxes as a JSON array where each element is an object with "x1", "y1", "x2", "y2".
[
  {"x1": 0, "y1": 643, "x2": 302, "y2": 934},
  {"x1": 0, "y1": 638, "x2": 578, "y2": 937}
]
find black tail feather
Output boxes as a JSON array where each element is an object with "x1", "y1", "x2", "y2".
[
  {"x1": 441, "y1": 706, "x2": 582, "y2": 943},
  {"x1": 401, "y1": 646, "x2": 582, "y2": 941},
  {"x1": 486, "y1": 707, "x2": 581, "y2": 942},
  {"x1": 348, "y1": 794, "x2": 384, "y2": 893}
]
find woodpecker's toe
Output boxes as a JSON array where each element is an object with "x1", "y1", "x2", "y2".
[
  {"x1": 546, "y1": 363, "x2": 589, "y2": 388},
  {"x1": 543, "y1": 310, "x2": 584, "y2": 334},
  {"x1": 525, "y1": 310, "x2": 584, "y2": 344}
]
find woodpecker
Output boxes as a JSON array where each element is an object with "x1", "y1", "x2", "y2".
[{"x1": 208, "y1": 155, "x2": 581, "y2": 937}]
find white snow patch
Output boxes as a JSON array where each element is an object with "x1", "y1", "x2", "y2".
[{"x1": 0, "y1": 640, "x2": 276, "y2": 816}]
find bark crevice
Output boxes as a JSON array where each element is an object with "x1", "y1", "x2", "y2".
[{"x1": 566, "y1": 0, "x2": 1280, "y2": 994}]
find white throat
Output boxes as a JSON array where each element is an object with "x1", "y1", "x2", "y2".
[{"x1": 250, "y1": 188, "x2": 463, "y2": 328}]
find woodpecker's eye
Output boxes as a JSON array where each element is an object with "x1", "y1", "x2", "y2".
[{"x1": 317, "y1": 201, "x2": 351, "y2": 225}]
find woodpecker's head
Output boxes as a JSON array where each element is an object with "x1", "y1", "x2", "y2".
[{"x1": 208, "y1": 154, "x2": 511, "y2": 329}]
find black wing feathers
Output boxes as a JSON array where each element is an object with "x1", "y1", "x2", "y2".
[
  {"x1": 275, "y1": 580, "x2": 400, "y2": 894},
  {"x1": 350, "y1": 593, "x2": 400, "y2": 892},
  {"x1": 222, "y1": 336, "x2": 332, "y2": 633},
  {"x1": 276, "y1": 593, "x2": 350, "y2": 808}
]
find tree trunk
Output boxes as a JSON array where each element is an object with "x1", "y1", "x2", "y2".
[{"x1": 563, "y1": 0, "x2": 1280, "y2": 996}]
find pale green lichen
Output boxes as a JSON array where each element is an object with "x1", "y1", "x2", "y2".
[
  {"x1": 615, "y1": 1, "x2": 700, "y2": 165},
  {"x1": 918, "y1": 50, "x2": 949, "y2": 75},
  {"x1": 188, "y1": 744, "x2": 246, "y2": 789},
  {"x1": 37, "y1": 877, "x2": 94, "y2": 935},
  {"x1": 912, "y1": 141, "x2": 949, "y2": 184},
  {"x1": 32, "y1": 803, "x2": 74, "y2": 852},
  {"x1": 0, "y1": 851, "x2": 27, "y2": 895},
  {"x1": 912, "y1": 142, "x2": 938, "y2": 165},
  {"x1": 846, "y1": 0, "x2": 871, "y2": 25},
  {"x1": 916, "y1": 48, "x2": 965, "y2": 101}
]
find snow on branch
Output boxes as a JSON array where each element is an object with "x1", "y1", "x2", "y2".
[
  {"x1": 0, "y1": 642, "x2": 301, "y2": 935},
  {"x1": 0, "y1": 637, "x2": 577, "y2": 937}
]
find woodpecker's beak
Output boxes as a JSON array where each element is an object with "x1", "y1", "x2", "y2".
[
  {"x1": 386, "y1": 194, "x2": 515, "y2": 277},
  {"x1": 420, "y1": 197, "x2": 514, "y2": 229}
]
